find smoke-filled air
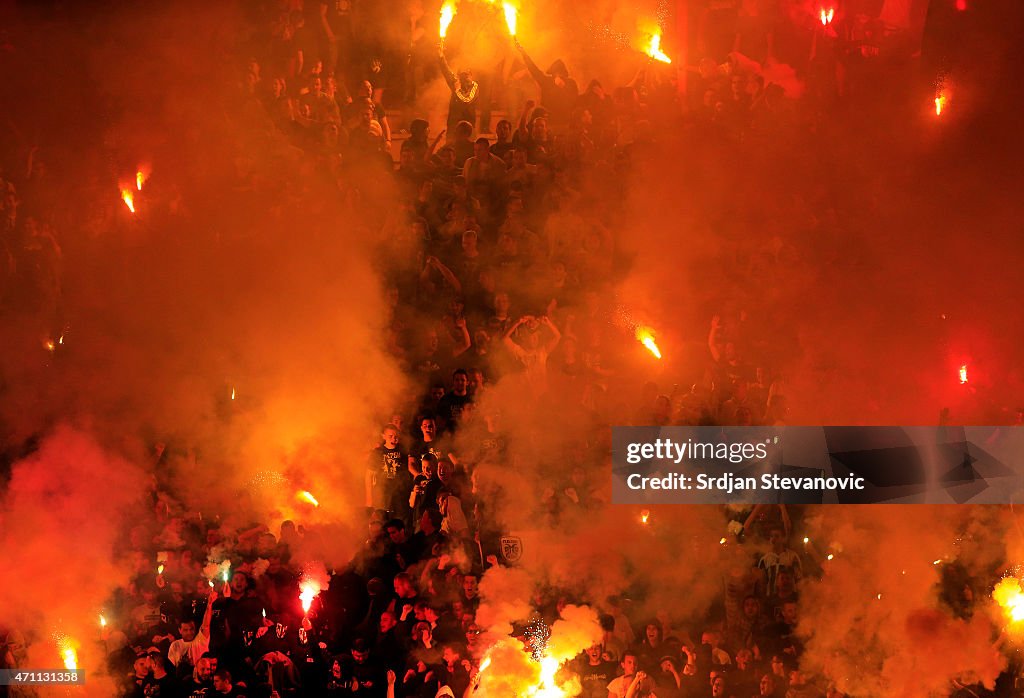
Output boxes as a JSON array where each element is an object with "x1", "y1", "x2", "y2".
[{"x1": 1, "y1": 0, "x2": 1022, "y2": 696}]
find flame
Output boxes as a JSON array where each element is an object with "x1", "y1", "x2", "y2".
[
  {"x1": 644, "y1": 32, "x2": 672, "y2": 63},
  {"x1": 121, "y1": 188, "x2": 135, "y2": 213},
  {"x1": 297, "y1": 490, "x2": 320, "y2": 507},
  {"x1": 719, "y1": 537, "x2": 727, "y2": 545},
  {"x1": 935, "y1": 93, "x2": 947, "y2": 116},
  {"x1": 57, "y1": 636, "x2": 78, "y2": 671},
  {"x1": 230, "y1": 387, "x2": 236, "y2": 400},
  {"x1": 635, "y1": 326, "x2": 662, "y2": 359},
  {"x1": 157, "y1": 563, "x2": 164, "y2": 575},
  {"x1": 99, "y1": 615, "x2": 107, "y2": 627},
  {"x1": 994, "y1": 577, "x2": 1024, "y2": 624},
  {"x1": 440, "y1": 1, "x2": 457, "y2": 38},
  {"x1": 208, "y1": 580, "x2": 215, "y2": 587},
  {"x1": 820, "y1": 7, "x2": 835, "y2": 25},
  {"x1": 803, "y1": 537, "x2": 810, "y2": 544},
  {"x1": 480, "y1": 657, "x2": 492, "y2": 673},
  {"x1": 502, "y1": 2, "x2": 517, "y2": 35},
  {"x1": 640, "y1": 509, "x2": 650, "y2": 524},
  {"x1": 300, "y1": 580, "x2": 320, "y2": 614},
  {"x1": 827, "y1": 553, "x2": 835, "y2": 561},
  {"x1": 959, "y1": 364, "x2": 968, "y2": 383},
  {"x1": 262, "y1": 608, "x2": 267, "y2": 618},
  {"x1": 43, "y1": 338, "x2": 56, "y2": 352}
]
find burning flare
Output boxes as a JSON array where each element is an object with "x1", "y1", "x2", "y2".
[
  {"x1": 121, "y1": 188, "x2": 135, "y2": 213},
  {"x1": 157, "y1": 563, "x2": 165, "y2": 575},
  {"x1": 935, "y1": 92, "x2": 948, "y2": 116},
  {"x1": 994, "y1": 577, "x2": 1024, "y2": 624},
  {"x1": 644, "y1": 32, "x2": 672, "y2": 64},
  {"x1": 57, "y1": 636, "x2": 78, "y2": 671},
  {"x1": 502, "y1": 2, "x2": 517, "y2": 36},
  {"x1": 99, "y1": 615, "x2": 107, "y2": 628},
  {"x1": 440, "y1": 1, "x2": 457, "y2": 38},
  {"x1": 640, "y1": 509, "x2": 650, "y2": 524},
  {"x1": 297, "y1": 490, "x2": 320, "y2": 507},
  {"x1": 959, "y1": 364, "x2": 968, "y2": 384},
  {"x1": 820, "y1": 7, "x2": 835, "y2": 25},
  {"x1": 299, "y1": 580, "x2": 320, "y2": 614},
  {"x1": 635, "y1": 326, "x2": 662, "y2": 359}
]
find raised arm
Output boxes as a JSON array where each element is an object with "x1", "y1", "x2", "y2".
[
  {"x1": 515, "y1": 40, "x2": 545, "y2": 85},
  {"x1": 201, "y1": 590, "x2": 218, "y2": 639},
  {"x1": 439, "y1": 45, "x2": 457, "y2": 89},
  {"x1": 540, "y1": 315, "x2": 561, "y2": 354},
  {"x1": 452, "y1": 316, "x2": 471, "y2": 358}
]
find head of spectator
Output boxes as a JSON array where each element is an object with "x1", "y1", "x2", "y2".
[
  {"x1": 212, "y1": 668, "x2": 233, "y2": 694},
  {"x1": 495, "y1": 120, "x2": 512, "y2": 143},
  {"x1": 454, "y1": 121, "x2": 474, "y2": 143}
]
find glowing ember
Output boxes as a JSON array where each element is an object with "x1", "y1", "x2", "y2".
[
  {"x1": 502, "y1": 2, "x2": 517, "y2": 36},
  {"x1": 635, "y1": 326, "x2": 662, "y2": 359},
  {"x1": 994, "y1": 577, "x2": 1024, "y2": 624},
  {"x1": 644, "y1": 32, "x2": 672, "y2": 64},
  {"x1": 959, "y1": 364, "x2": 968, "y2": 383},
  {"x1": 297, "y1": 490, "x2": 320, "y2": 507},
  {"x1": 640, "y1": 509, "x2": 650, "y2": 524},
  {"x1": 121, "y1": 188, "x2": 135, "y2": 213},
  {"x1": 936, "y1": 93, "x2": 948, "y2": 116},
  {"x1": 819, "y1": 7, "x2": 835, "y2": 25},
  {"x1": 440, "y1": 1, "x2": 456, "y2": 38}
]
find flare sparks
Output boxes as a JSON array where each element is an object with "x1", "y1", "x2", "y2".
[
  {"x1": 300, "y1": 580, "x2": 320, "y2": 614},
  {"x1": 820, "y1": 7, "x2": 835, "y2": 25},
  {"x1": 635, "y1": 326, "x2": 662, "y2": 359},
  {"x1": 56, "y1": 636, "x2": 78, "y2": 671}
]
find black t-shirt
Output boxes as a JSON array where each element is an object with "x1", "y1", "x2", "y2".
[
  {"x1": 576, "y1": 659, "x2": 617, "y2": 698},
  {"x1": 437, "y1": 392, "x2": 472, "y2": 431}
]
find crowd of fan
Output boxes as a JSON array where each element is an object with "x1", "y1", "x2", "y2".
[{"x1": 0, "y1": 1, "x2": 947, "y2": 698}]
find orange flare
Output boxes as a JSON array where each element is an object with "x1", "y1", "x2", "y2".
[
  {"x1": 502, "y1": 2, "x2": 517, "y2": 36},
  {"x1": 440, "y1": 1, "x2": 456, "y2": 38},
  {"x1": 121, "y1": 188, "x2": 135, "y2": 213},
  {"x1": 635, "y1": 326, "x2": 662, "y2": 359},
  {"x1": 297, "y1": 490, "x2": 320, "y2": 507},
  {"x1": 994, "y1": 577, "x2": 1024, "y2": 624},
  {"x1": 959, "y1": 364, "x2": 968, "y2": 384},
  {"x1": 644, "y1": 32, "x2": 672, "y2": 63},
  {"x1": 640, "y1": 509, "x2": 650, "y2": 524},
  {"x1": 820, "y1": 7, "x2": 835, "y2": 25}
]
